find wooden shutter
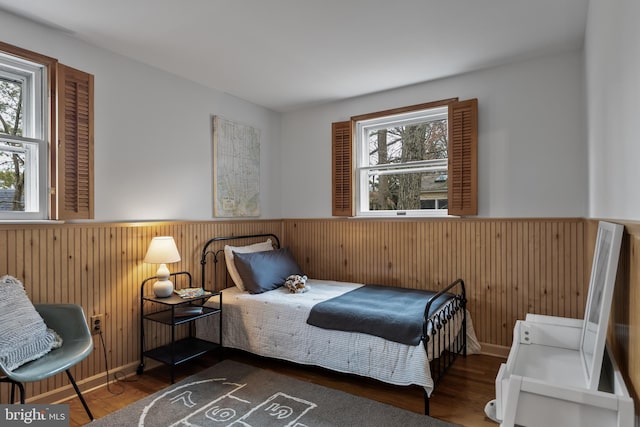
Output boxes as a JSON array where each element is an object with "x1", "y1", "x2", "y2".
[
  {"x1": 332, "y1": 121, "x2": 353, "y2": 216},
  {"x1": 57, "y1": 64, "x2": 94, "y2": 219},
  {"x1": 448, "y1": 98, "x2": 478, "y2": 216}
]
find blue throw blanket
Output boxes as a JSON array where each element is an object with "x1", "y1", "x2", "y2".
[{"x1": 306, "y1": 285, "x2": 453, "y2": 346}]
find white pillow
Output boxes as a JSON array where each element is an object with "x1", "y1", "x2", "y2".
[{"x1": 224, "y1": 239, "x2": 274, "y2": 291}]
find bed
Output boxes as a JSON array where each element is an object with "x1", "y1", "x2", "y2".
[{"x1": 195, "y1": 233, "x2": 480, "y2": 415}]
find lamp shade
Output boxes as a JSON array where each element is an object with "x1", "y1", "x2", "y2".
[
  {"x1": 144, "y1": 237, "x2": 181, "y2": 298},
  {"x1": 144, "y1": 236, "x2": 181, "y2": 265}
]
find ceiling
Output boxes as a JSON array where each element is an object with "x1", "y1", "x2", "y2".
[{"x1": 0, "y1": 0, "x2": 589, "y2": 112}]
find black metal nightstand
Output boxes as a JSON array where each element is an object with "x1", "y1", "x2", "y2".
[{"x1": 137, "y1": 271, "x2": 222, "y2": 383}]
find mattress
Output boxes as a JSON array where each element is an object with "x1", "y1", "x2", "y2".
[{"x1": 197, "y1": 279, "x2": 480, "y2": 396}]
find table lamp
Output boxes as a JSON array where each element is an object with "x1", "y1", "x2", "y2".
[{"x1": 144, "y1": 236, "x2": 181, "y2": 297}]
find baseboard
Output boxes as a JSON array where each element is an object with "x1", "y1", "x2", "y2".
[
  {"x1": 23, "y1": 360, "x2": 162, "y2": 405},
  {"x1": 479, "y1": 342, "x2": 510, "y2": 359},
  {"x1": 27, "y1": 344, "x2": 507, "y2": 404}
]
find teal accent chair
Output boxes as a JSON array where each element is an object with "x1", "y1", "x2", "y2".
[{"x1": 0, "y1": 304, "x2": 94, "y2": 421}]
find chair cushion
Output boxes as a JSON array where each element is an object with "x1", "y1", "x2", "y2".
[{"x1": 0, "y1": 275, "x2": 62, "y2": 372}]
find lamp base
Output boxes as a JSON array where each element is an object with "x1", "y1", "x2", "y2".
[{"x1": 153, "y1": 279, "x2": 174, "y2": 297}]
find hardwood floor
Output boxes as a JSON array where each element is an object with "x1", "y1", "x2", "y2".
[{"x1": 67, "y1": 351, "x2": 504, "y2": 426}]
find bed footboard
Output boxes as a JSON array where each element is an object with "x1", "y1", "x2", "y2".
[{"x1": 421, "y1": 278, "x2": 467, "y2": 414}]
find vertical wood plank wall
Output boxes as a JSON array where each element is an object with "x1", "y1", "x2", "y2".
[
  {"x1": 5, "y1": 217, "x2": 638, "y2": 408},
  {"x1": 283, "y1": 218, "x2": 588, "y2": 350},
  {"x1": 0, "y1": 220, "x2": 282, "y2": 403}
]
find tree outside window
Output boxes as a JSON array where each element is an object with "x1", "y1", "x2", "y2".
[{"x1": 0, "y1": 77, "x2": 25, "y2": 211}]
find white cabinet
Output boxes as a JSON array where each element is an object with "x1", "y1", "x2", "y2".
[
  {"x1": 486, "y1": 221, "x2": 634, "y2": 427},
  {"x1": 492, "y1": 315, "x2": 633, "y2": 426}
]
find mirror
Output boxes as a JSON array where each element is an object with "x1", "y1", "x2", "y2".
[{"x1": 580, "y1": 221, "x2": 623, "y2": 389}]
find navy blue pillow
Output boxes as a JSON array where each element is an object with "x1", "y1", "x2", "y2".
[{"x1": 233, "y1": 247, "x2": 305, "y2": 294}]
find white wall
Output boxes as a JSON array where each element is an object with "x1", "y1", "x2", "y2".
[
  {"x1": 0, "y1": 11, "x2": 282, "y2": 221},
  {"x1": 585, "y1": 0, "x2": 640, "y2": 221},
  {"x1": 281, "y1": 51, "x2": 588, "y2": 218},
  {"x1": 0, "y1": 11, "x2": 591, "y2": 221}
]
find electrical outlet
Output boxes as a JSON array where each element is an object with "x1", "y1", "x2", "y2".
[{"x1": 90, "y1": 314, "x2": 104, "y2": 335}]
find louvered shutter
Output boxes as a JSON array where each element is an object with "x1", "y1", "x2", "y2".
[
  {"x1": 332, "y1": 121, "x2": 353, "y2": 216},
  {"x1": 448, "y1": 98, "x2": 478, "y2": 216},
  {"x1": 57, "y1": 64, "x2": 94, "y2": 219}
]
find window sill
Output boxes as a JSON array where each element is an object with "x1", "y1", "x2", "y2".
[
  {"x1": 356, "y1": 211, "x2": 455, "y2": 219},
  {"x1": 0, "y1": 220, "x2": 65, "y2": 224}
]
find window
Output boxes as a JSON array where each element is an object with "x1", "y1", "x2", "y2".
[
  {"x1": 356, "y1": 104, "x2": 449, "y2": 217},
  {"x1": 0, "y1": 41, "x2": 94, "y2": 220},
  {"x1": 0, "y1": 52, "x2": 47, "y2": 219},
  {"x1": 332, "y1": 98, "x2": 477, "y2": 217}
]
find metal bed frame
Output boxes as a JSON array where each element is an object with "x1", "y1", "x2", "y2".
[{"x1": 199, "y1": 233, "x2": 467, "y2": 415}]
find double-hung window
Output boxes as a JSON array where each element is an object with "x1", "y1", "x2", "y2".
[
  {"x1": 332, "y1": 98, "x2": 477, "y2": 217},
  {"x1": 0, "y1": 52, "x2": 47, "y2": 219},
  {"x1": 355, "y1": 105, "x2": 449, "y2": 217},
  {"x1": 0, "y1": 41, "x2": 94, "y2": 220}
]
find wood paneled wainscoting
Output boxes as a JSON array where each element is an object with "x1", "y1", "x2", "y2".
[
  {"x1": 283, "y1": 218, "x2": 589, "y2": 352},
  {"x1": 0, "y1": 220, "x2": 282, "y2": 405},
  {"x1": 3, "y1": 217, "x2": 638, "y2": 416},
  {"x1": 282, "y1": 218, "x2": 638, "y2": 411}
]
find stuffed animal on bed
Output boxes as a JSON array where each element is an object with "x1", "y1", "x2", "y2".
[{"x1": 284, "y1": 274, "x2": 309, "y2": 293}]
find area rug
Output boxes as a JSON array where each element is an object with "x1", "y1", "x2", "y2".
[{"x1": 92, "y1": 360, "x2": 459, "y2": 426}]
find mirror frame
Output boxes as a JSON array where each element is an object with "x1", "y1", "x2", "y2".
[{"x1": 580, "y1": 221, "x2": 623, "y2": 389}]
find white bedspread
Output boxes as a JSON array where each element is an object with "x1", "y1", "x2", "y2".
[{"x1": 197, "y1": 279, "x2": 480, "y2": 396}]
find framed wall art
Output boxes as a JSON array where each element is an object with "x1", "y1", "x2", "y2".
[{"x1": 212, "y1": 116, "x2": 260, "y2": 217}]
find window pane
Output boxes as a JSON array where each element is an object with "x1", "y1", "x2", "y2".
[
  {"x1": 421, "y1": 199, "x2": 436, "y2": 209},
  {"x1": 368, "y1": 170, "x2": 447, "y2": 211},
  {"x1": 0, "y1": 143, "x2": 27, "y2": 212},
  {"x1": 367, "y1": 119, "x2": 447, "y2": 167},
  {"x1": 0, "y1": 77, "x2": 23, "y2": 137}
]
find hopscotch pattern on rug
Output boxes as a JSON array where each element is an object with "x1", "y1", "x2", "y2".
[{"x1": 138, "y1": 377, "x2": 317, "y2": 427}]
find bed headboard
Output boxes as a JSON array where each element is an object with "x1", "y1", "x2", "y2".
[{"x1": 200, "y1": 233, "x2": 281, "y2": 291}]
